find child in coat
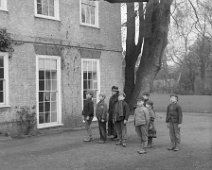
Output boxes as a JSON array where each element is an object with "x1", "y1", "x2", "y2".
[
  {"x1": 166, "y1": 94, "x2": 183, "y2": 151},
  {"x1": 146, "y1": 100, "x2": 157, "y2": 148},
  {"x1": 134, "y1": 97, "x2": 149, "y2": 154},
  {"x1": 96, "y1": 94, "x2": 108, "y2": 143},
  {"x1": 113, "y1": 92, "x2": 130, "y2": 147},
  {"x1": 82, "y1": 91, "x2": 94, "y2": 142}
]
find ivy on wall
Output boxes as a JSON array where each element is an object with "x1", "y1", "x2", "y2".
[{"x1": 0, "y1": 28, "x2": 14, "y2": 53}]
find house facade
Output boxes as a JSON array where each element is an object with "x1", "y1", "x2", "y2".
[{"x1": 0, "y1": 0, "x2": 123, "y2": 131}]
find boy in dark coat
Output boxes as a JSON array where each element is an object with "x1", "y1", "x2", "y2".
[
  {"x1": 166, "y1": 94, "x2": 183, "y2": 151},
  {"x1": 96, "y1": 94, "x2": 108, "y2": 143},
  {"x1": 82, "y1": 91, "x2": 94, "y2": 142},
  {"x1": 113, "y1": 92, "x2": 130, "y2": 147},
  {"x1": 108, "y1": 86, "x2": 119, "y2": 139}
]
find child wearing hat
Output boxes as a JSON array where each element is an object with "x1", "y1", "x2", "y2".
[
  {"x1": 108, "y1": 86, "x2": 119, "y2": 139},
  {"x1": 96, "y1": 93, "x2": 108, "y2": 143},
  {"x1": 134, "y1": 96, "x2": 149, "y2": 154},
  {"x1": 82, "y1": 91, "x2": 94, "y2": 142},
  {"x1": 166, "y1": 94, "x2": 183, "y2": 151},
  {"x1": 113, "y1": 92, "x2": 130, "y2": 147},
  {"x1": 146, "y1": 100, "x2": 157, "y2": 148}
]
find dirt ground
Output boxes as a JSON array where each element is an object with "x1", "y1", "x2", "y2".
[{"x1": 0, "y1": 112, "x2": 211, "y2": 170}]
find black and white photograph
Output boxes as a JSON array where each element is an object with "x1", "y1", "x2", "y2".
[{"x1": 0, "y1": 0, "x2": 211, "y2": 169}]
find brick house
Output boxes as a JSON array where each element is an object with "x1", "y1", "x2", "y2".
[{"x1": 0, "y1": 0, "x2": 123, "y2": 131}]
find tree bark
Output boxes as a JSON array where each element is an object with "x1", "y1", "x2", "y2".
[{"x1": 125, "y1": 0, "x2": 173, "y2": 109}]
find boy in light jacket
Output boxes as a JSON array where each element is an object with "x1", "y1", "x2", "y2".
[
  {"x1": 96, "y1": 94, "x2": 108, "y2": 143},
  {"x1": 134, "y1": 97, "x2": 149, "y2": 154},
  {"x1": 166, "y1": 94, "x2": 183, "y2": 151}
]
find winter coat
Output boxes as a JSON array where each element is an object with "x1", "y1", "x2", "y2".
[
  {"x1": 82, "y1": 98, "x2": 94, "y2": 118},
  {"x1": 108, "y1": 94, "x2": 118, "y2": 120},
  {"x1": 134, "y1": 106, "x2": 148, "y2": 126},
  {"x1": 96, "y1": 100, "x2": 108, "y2": 122},
  {"x1": 166, "y1": 102, "x2": 183, "y2": 124},
  {"x1": 113, "y1": 100, "x2": 130, "y2": 122}
]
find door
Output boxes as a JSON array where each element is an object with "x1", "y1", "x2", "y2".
[{"x1": 36, "y1": 55, "x2": 62, "y2": 128}]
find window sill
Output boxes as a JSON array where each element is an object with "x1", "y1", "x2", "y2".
[
  {"x1": 80, "y1": 23, "x2": 100, "y2": 30},
  {"x1": 34, "y1": 14, "x2": 61, "y2": 22},
  {"x1": 0, "y1": 105, "x2": 11, "y2": 108},
  {"x1": 0, "y1": 9, "x2": 9, "y2": 12}
]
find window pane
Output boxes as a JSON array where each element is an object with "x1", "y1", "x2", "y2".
[
  {"x1": 45, "y1": 79, "x2": 51, "y2": 91},
  {"x1": 51, "y1": 102, "x2": 57, "y2": 112},
  {"x1": 39, "y1": 102, "x2": 44, "y2": 113},
  {"x1": 39, "y1": 113, "x2": 44, "y2": 124},
  {"x1": 51, "y1": 92, "x2": 56, "y2": 101},
  {"x1": 39, "y1": 92, "x2": 44, "y2": 102},
  {"x1": 39, "y1": 80, "x2": 45, "y2": 91},
  {"x1": 91, "y1": 6, "x2": 96, "y2": 25},
  {"x1": 44, "y1": 92, "x2": 50, "y2": 101},
  {"x1": 51, "y1": 71, "x2": 57, "y2": 80},
  {"x1": 39, "y1": 71, "x2": 45, "y2": 80},
  {"x1": 51, "y1": 112, "x2": 57, "y2": 122},
  {"x1": 0, "y1": 80, "x2": 3, "y2": 91},
  {"x1": 49, "y1": 0, "x2": 55, "y2": 17},
  {"x1": 43, "y1": 0, "x2": 48, "y2": 15},
  {"x1": 81, "y1": 5, "x2": 86, "y2": 23},
  {"x1": 0, "y1": 56, "x2": 4, "y2": 67},
  {"x1": 37, "y1": 0, "x2": 42, "y2": 14},
  {"x1": 44, "y1": 112, "x2": 50, "y2": 123},
  {"x1": 0, "y1": 92, "x2": 3, "y2": 103},
  {"x1": 0, "y1": 68, "x2": 4, "y2": 79},
  {"x1": 52, "y1": 80, "x2": 57, "y2": 91},
  {"x1": 45, "y1": 102, "x2": 50, "y2": 112}
]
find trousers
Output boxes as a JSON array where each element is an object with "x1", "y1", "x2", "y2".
[
  {"x1": 115, "y1": 121, "x2": 127, "y2": 142},
  {"x1": 169, "y1": 122, "x2": 181, "y2": 148},
  {"x1": 98, "y1": 121, "x2": 107, "y2": 141}
]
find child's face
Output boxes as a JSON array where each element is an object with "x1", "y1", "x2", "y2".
[
  {"x1": 112, "y1": 90, "x2": 117, "y2": 96},
  {"x1": 170, "y1": 96, "x2": 177, "y2": 103},
  {"x1": 86, "y1": 93, "x2": 91, "y2": 99},
  {"x1": 146, "y1": 104, "x2": 151, "y2": 109},
  {"x1": 99, "y1": 95, "x2": 104, "y2": 101},
  {"x1": 137, "y1": 100, "x2": 144, "y2": 106},
  {"x1": 118, "y1": 95, "x2": 124, "y2": 101},
  {"x1": 143, "y1": 95, "x2": 149, "y2": 100}
]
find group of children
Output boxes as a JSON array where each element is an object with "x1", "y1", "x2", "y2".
[{"x1": 82, "y1": 86, "x2": 183, "y2": 154}]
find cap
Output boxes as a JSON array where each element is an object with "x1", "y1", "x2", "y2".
[{"x1": 111, "y1": 86, "x2": 119, "y2": 92}]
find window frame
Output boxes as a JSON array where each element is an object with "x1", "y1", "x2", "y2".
[
  {"x1": 79, "y1": 0, "x2": 99, "y2": 28},
  {"x1": 36, "y1": 55, "x2": 62, "y2": 129},
  {"x1": 0, "y1": 52, "x2": 9, "y2": 107},
  {"x1": 0, "y1": 0, "x2": 8, "y2": 11},
  {"x1": 34, "y1": 0, "x2": 60, "y2": 21},
  {"x1": 81, "y1": 58, "x2": 100, "y2": 109}
]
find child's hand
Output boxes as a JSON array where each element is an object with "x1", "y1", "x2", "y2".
[
  {"x1": 101, "y1": 119, "x2": 104, "y2": 122},
  {"x1": 86, "y1": 116, "x2": 90, "y2": 120},
  {"x1": 167, "y1": 123, "x2": 170, "y2": 128},
  {"x1": 124, "y1": 120, "x2": 128, "y2": 124},
  {"x1": 178, "y1": 124, "x2": 182, "y2": 128}
]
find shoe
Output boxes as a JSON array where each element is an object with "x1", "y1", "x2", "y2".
[
  {"x1": 96, "y1": 140, "x2": 105, "y2": 144},
  {"x1": 116, "y1": 141, "x2": 122, "y2": 145},
  {"x1": 137, "y1": 149, "x2": 147, "y2": 154},
  {"x1": 167, "y1": 147, "x2": 174, "y2": 150},
  {"x1": 174, "y1": 147, "x2": 180, "y2": 151},
  {"x1": 122, "y1": 142, "x2": 127, "y2": 147},
  {"x1": 83, "y1": 137, "x2": 92, "y2": 142},
  {"x1": 111, "y1": 136, "x2": 118, "y2": 141}
]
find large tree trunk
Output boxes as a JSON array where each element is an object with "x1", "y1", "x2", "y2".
[{"x1": 124, "y1": 0, "x2": 173, "y2": 109}]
